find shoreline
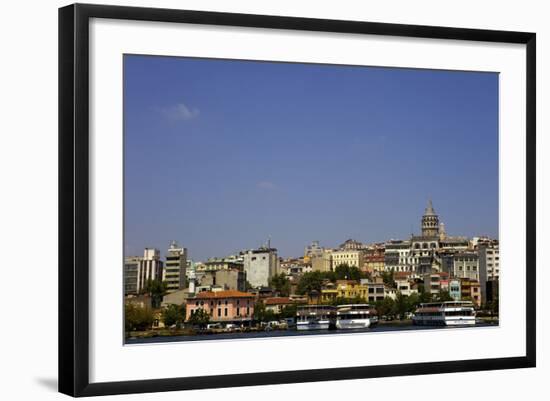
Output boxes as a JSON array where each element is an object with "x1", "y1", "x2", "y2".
[{"x1": 125, "y1": 319, "x2": 499, "y2": 344}]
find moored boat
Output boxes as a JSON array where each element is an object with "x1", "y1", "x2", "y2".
[
  {"x1": 412, "y1": 301, "x2": 476, "y2": 326},
  {"x1": 296, "y1": 305, "x2": 337, "y2": 330},
  {"x1": 336, "y1": 304, "x2": 378, "y2": 329}
]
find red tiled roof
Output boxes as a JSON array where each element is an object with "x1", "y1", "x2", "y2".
[
  {"x1": 195, "y1": 290, "x2": 254, "y2": 299},
  {"x1": 264, "y1": 297, "x2": 294, "y2": 306}
]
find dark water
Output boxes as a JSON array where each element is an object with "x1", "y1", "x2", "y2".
[{"x1": 126, "y1": 322, "x2": 498, "y2": 344}]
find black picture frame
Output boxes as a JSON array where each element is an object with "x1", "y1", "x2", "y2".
[{"x1": 59, "y1": 3, "x2": 536, "y2": 397}]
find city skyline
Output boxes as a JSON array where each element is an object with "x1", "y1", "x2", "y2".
[{"x1": 124, "y1": 55, "x2": 499, "y2": 261}]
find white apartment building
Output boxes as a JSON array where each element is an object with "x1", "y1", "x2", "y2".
[
  {"x1": 124, "y1": 248, "x2": 164, "y2": 295},
  {"x1": 384, "y1": 240, "x2": 415, "y2": 272}
]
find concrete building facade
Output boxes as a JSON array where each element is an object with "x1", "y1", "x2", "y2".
[
  {"x1": 162, "y1": 241, "x2": 187, "y2": 293},
  {"x1": 242, "y1": 247, "x2": 278, "y2": 288}
]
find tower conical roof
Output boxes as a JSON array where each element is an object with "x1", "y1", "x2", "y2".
[{"x1": 424, "y1": 200, "x2": 436, "y2": 216}]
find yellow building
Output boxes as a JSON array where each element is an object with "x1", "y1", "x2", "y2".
[
  {"x1": 321, "y1": 280, "x2": 370, "y2": 303},
  {"x1": 331, "y1": 250, "x2": 365, "y2": 270}
]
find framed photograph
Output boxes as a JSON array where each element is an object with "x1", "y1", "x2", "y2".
[{"x1": 59, "y1": 3, "x2": 536, "y2": 397}]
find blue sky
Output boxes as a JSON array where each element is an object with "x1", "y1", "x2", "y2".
[{"x1": 124, "y1": 55, "x2": 499, "y2": 260}]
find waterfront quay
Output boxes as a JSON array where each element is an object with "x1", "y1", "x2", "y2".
[{"x1": 126, "y1": 319, "x2": 498, "y2": 344}]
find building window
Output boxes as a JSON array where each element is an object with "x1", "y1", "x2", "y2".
[
  {"x1": 224, "y1": 308, "x2": 228, "y2": 317},
  {"x1": 218, "y1": 308, "x2": 221, "y2": 317}
]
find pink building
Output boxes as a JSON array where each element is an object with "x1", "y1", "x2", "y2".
[{"x1": 186, "y1": 290, "x2": 255, "y2": 323}]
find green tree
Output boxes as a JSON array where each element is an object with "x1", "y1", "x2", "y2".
[
  {"x1": 254, "y1": 301, "x2": 277, "y2": 322},
  {"x1": 162, "y1": 304, "x2": 186, "y2": 328},
  {"x1": 418, "y1": 285, "x2": 433, "y2": 303},
  {"x1": 394, "y1": 292, "x2": 409, "y2": 319},
  {"x1": 382, "y1": 270, "x2": 396, "y2": 288},
  {"x1": 188, "y1": 308, "x2": 210, "y2": 328},
  {"x1": 125, "y1": 303, "x2": 154, "y2": 331},
  {"x1": 437, "y1": 290, "x2": 453, "y2": 302},
  {"x1": 375, "y1": 297, "x2": 396, "y2": 318},
  {"x1": 296, "y1": 271, "x2": 324, "y2": 295},
  {"x1": 269, "y1": 273, "x2": 291, "y2": 296},
  {"x1": 143, "y1": 279, "x2": 168, "y2": 308},
  {"x1": 334, "y1": 264, "x2": 362, "y2": 281},
  {"x1": 321, "y1": 270, "x2": 337, "y2": 283},
  {"x1": 406, "y1": 292, "x2": 421, "y2": 313},
  {"x1": 280, "y1": 303, "x2": 299, "y2": 319}
]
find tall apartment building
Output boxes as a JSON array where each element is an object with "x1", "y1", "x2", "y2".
[
  {"x1": 123, "y1": 256, "x2": 141, "y2": 295},
  {"x1": 242, "y1": 247, "x2": 278, "y2": 288},
  {"x1": 139, "y1": 248, "x2": 163, "y2": 291},
  {"x1": 478, "y1": 241, "x2": 499, "y2": 303},
  {"x1": 162, "y1": 241, "x2": 187, "y2": 293},
  {"x1": 124, "y1": 248, "x2": 163, "y2": 295}
]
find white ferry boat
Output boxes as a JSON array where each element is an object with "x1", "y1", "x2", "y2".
[
  {"x1": 336, "y1": 304, "x2": 378, "y2": 329},
  {"x1": 412, "y1": 301, "x2": 476, "y2": 326},
  {"x1": 296, "y1": 305, "x2": 337, "y2": 330}
]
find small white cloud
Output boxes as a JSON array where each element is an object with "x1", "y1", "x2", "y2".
[
  {"x1": 160, "y1": 102, "x2": 200, "y2": 121},
  {"x1": 257, "y1": 181, "x2": 277, "y2": 190}
]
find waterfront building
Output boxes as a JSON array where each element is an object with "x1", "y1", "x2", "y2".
[
  {"x1": 185, "y1": 290, "x2": 255, "y2": 324},
  {"x1": 439, "y1": 236, "x2": 470, "y2": 252},
  {"x1": 304, "y1": 240, "x2": 324, "y2": 260},
  {"x1": 311, "y1": 249, "x2": 333, "y2": 272},
  {"x1": 423, "y1": 272, "x2": 450, "y2": 296},
  {"x1": 384, "y1": 240, "x2": 413, "y2": 272},
  {"x1": 198, "y1": 268, "x2": 247, "y2": 292},
  {"x1": 363, "y1": 245, "x2": 385, "y2": 272},
  {"x1": 339, "y1": 239, "x2": 364, "y2": 250},
  {"x1": 161, "y1": 288, "x2": 193, "y2": 308},
  {"x1": 124, "y1": 248, "x2": 164, "y2": 294},
  {"x1": 452, "y1": 252, "x2": 479, "y2": 280},
  {"x1": 197, "y1": 257, "x2": 244, "y2": 272},
  {"x1": 486, "y1": 279, "x2": 499, "y2": 305},
  {"x1": 320, "y1": 286, "x2": 338, "y2": 304},
  {"x1": 336, "y1": 280, "x2": 369, "y2": 300},
  {"x1": 264, "y1": 297, "x2": 297, "y2": 314},
  {"x1": 459, "y1": 278, "x2": 481, "y2": 307},
  {"x1": 477, "y1": 240, "x2": 499, "y2": 303},
  {"x1": 331, "y1": 249, "x2": 365, "y2": 270},
  {"x1": 242, "y1": 246, "x2": 279, "y2": 288},
  {"x1": 125, "y1": 294, "x2": 152, "y2": 309},
  {"x1": 447, "y1": 279, "x2": 461, "y2": 301},
  {"x1": 366, "y1": 282, "x2": 386, "y2": 303},
  {"x1": 140, "y1": 248, "x2": 163, "y2": 288},
  {"x1": 287, "y1": 264, "x2": 312, "y2": 274},
  {"x1": 162, "y1": 241, "x2": 187, "y2": 293},
  {"x1": 394, "y1": 277, "x2": 418, "y2": 297},
  {"x1": 124, "y1": 256, "x2": 141, "y2": 295}
]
